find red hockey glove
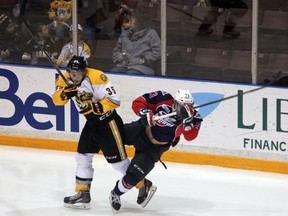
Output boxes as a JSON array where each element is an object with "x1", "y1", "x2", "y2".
[
  {"x1": 138, "y1": 108, "x2": 153, "y2": 117},
  {"x1": 139, "y1": 113, "x2": 154, "y2": 127},
  {"x1": 60, "y1": 84, "x2": 77, "y2": 100}
]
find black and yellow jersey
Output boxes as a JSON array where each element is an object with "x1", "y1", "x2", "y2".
[{"x1": 52, "y1": 68, "x2": 120, "y2": 115}]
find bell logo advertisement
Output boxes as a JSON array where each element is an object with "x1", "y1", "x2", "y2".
[
  {"x1": 0, "y1": 66, "x2": 287, "y2": 156},
  {"x1": 0, "y1": 68, "x2": 80, "y2": 132}
]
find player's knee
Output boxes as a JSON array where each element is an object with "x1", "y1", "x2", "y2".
[
  {"x1": 75, "y1": 153, "x2": 94, "y2": 168},
  {"x1": 123, "y1": 173, "x2": 140, "y2": 188},
  {"x1": 111, "y1": 158, "x2": 130, "y2": 175}
]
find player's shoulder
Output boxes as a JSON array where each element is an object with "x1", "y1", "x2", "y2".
[
  {"x1": 145, "y1": 90, "x2": 173, "y2": 101},
  {"x1": 85, "y1": 68, "x2": 110, "y2": 85},
  {"x1": 157, "y1": 90, "x2": 173, "y2": 100},
  {"x1": 56, "y1": 72, "x2": 69, "y2": 86}
]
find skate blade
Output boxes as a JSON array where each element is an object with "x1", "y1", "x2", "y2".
[
  {"x1": 63, "y1": 202, "x2": 91, "y2": 209},
  {"x1": 141, "y1": 185, "x2": 157, "y2": 208}
]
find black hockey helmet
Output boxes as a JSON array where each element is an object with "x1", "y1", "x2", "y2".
[{"x1": 67, "y1": 55, "x2": 87, "y2": 72}]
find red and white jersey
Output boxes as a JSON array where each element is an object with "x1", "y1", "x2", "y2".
[{"x1": 132, "y1": 90, "x2": 202, "y2": 146}]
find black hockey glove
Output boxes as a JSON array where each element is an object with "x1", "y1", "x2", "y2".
[
  {"x1": 138, "y1": 108, "x2": 153, "y2": 117},
  {"x1": 79, "y1": 101, "x2": 104, "y2": 116},
  {"x1": 192, "y1": 112, "x2": 203, "y2": 129},
  {"x1": 60, "y1": 84, "x2": 77, "y2": 100},
  {"x1": 183, "y1": 117, "x2": 194, "y2": 131},
  {"x1": 78, "y1": 92, "x2": 93, "y2": 101},
  {"x1": 183, "y1": 112, "x2": 203, "y2": 131},
  {"x1": 139, "y1": 113, "x2": 154, "y2": 127}
]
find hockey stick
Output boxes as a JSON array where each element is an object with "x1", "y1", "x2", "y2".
[
  {"x1": 20, "y1": 2, "x2": 87, "y2": 107},
  {"x1": 20, "y1": 2, "x2": 69, "y2": 86},
  {"x1": 153, "y1": 71, "x2": 282, "y2": 121}
]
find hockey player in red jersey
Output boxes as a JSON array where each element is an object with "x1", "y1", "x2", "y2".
[
  {"x1": 52, "y1": 56, "x2": 129, "y2": 209},
  {"x1": 109, "y1": 89, "x2": 203, "y2": 211}
]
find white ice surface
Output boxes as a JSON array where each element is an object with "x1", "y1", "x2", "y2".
[{"x1": 0, "y1": 145, "x2": 287, "y2": 216}]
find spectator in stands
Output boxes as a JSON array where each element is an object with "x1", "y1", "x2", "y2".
[
  {"x1": 0, "y1": 13, "x2": 24, "y2": 63},
  {"x1": 83, "y1": 0, "x2": 119, "y2": 40},
  {"x1": 198, "y1": 0, "x2": 248, "y2": 38},
  {"x1": 56, "y1": 24, "x2": 91, "y2": 68},
  {"x1": 111, "y1": 10, "x2": 161, "y2": 76},
  {"x1": 111, "y1": 0, "x2": 143, "y2": 40},
  {"x1": 47, "y1": 0, "x2": 72, "y2": 42},
  {"x1": 21, "y1": 22, "x2": 59, "y2": 66}
]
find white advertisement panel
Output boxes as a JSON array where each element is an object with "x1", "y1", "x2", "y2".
[{"x1": 0, "y1": 65, "x2": 287, "y2": 161}]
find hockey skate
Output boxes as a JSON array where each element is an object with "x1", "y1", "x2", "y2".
[
  {"x1": 109, "y1": 190, "x2": 121, "y2": 212},
  {"x1": 63, "y1": 190, "x2": 91, "y2": 209},
  {"x1": 137, "y1": 179, "x2": 157, "y2": 208}
]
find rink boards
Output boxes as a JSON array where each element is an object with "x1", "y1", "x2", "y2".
[{"x1": 0, "y1": 64, "x2": 288, "y2": 174}]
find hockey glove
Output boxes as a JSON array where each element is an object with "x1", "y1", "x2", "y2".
[
  {"x1": 78, "y1": 92, "x2": 93, "y2": 101},
  {"x1": 180, "y1": 104, "x2": 194, "y2": 119},
  {"x1": 60, "y1": 84, "x2": 77, "y2": 100},
  {"x1": 138, "y1": 108, "x2": 153, "y2": 117},
  {"x1": 192, "y1": 112, "x2": 203, "y2": 129},
  {"x1": 79, "y1": 101, "x2": 104, "y2": 116},
  {"x1": 183, "y1": 117, "x2": 194, "y2": 131},
  {"x1": 139, "y1": 113, "x2": 154, "y2": 127}
]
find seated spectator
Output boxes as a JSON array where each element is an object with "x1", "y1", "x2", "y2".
[
  {"x1": 47, "y1": 0, "x2": 72, "y2": 42},
  {"x1": 111, "y1": 10, "x2": 161, "y2": 76},
  {"x1": 111, "y1": 5, "x2": 132, "y2": 41},
  {"x1": 198, "y1": 0, "x2": 248, "y2": 38},
  {"x1": 21, "y1": 22, "x2": 59, "y2": 66},
  {"x1": 0, "y1": 13, "x2": 24, "y2": 63},
  {"x1": 56, "y1": 24, "x2": 91, "y2": 68},
  {"x1": 83, "y1": 0, "x2": 119, "y2": 40},
  {"x1": 111, "y1": 0, "x2": 142, "y2": 40}
]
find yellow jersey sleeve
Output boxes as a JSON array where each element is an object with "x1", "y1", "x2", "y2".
[{"x1": 51, "y1": 72, "x2": 70, "y2": 106}]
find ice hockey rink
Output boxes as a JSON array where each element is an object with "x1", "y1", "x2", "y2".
[{"x1": 0, "y1": 145, "x2": 288, "y2": 216}]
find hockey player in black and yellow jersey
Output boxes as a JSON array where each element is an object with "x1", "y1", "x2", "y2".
[{"x1": 52, "y1": 56, "x2": 129, "y2": 209}]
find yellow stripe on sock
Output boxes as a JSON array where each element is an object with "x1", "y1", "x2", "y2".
[
  {"x1": 135, "y1": 179, "x2": 145, "y2": 189},
  {"x1": 76, "y1": 183, "x2": 89, "y2": 192}
]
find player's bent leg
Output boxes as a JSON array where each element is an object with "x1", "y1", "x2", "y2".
[
  {"x1": 129, "y1": 153, "x2": 157, "y2": 207},
  {"x1": 111, "y1": 158, "x2": 130, "y2": 175},
  {"x1": 109, "y1": 175, "x2": 139, "y2": 212},
  {"x1": 109, "y1": 189, "x2": 121, "y2": 213}
]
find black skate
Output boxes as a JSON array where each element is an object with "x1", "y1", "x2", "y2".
[
  {"x1": 137, "y1": 179, "x2": 157, "y2": 208},
  {"x1": 63, "y1": 190, "x2": 91, "y2": 209},
  {"x1": 109, "y1": 190, "x2": 121, "y2": 212}
]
